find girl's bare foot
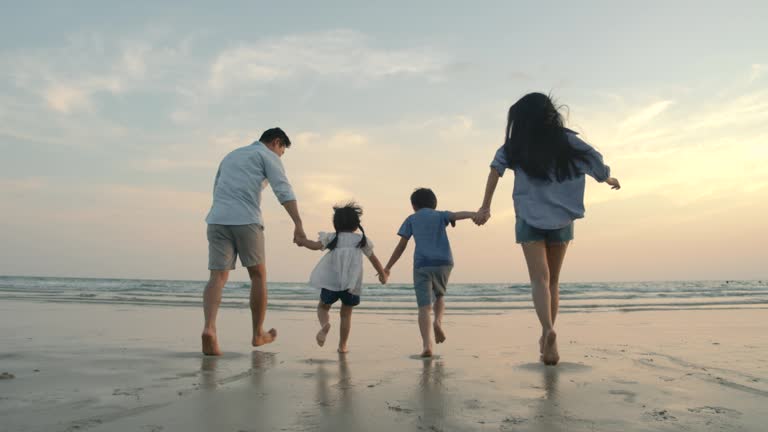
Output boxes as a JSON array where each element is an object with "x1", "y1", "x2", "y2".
[
  {"x1": 252, "y1": 328, "x2": 278, "y2": 347},
  {"x1": 202, "y1": 330, "x2": 222, "y2": 356},
  {"x1": 539, "y1": 335, "x2": 544, "y2": 353},
  {"x1": 316, "y1": 323, "x2": 331, "y2": 347},
  {"x1": 420, "y1": 349, "x2": 433, "y2": 358},
  {"x1": 433, "y1": 322, "x2": 446, "y2": 344},
  {"x1": 541, "y1": 330, "x2": 560, "y2": 365},
  {"x1": 338, "y1": 345, "x2": 349, "y2": 354}
]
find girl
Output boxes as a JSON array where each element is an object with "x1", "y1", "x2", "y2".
[
  {"x1": 298, "y1": 202, "x2": 387, "y2": 353},
  {"x1": 473, "y1": 93, "x2": 621, "y2": 365}
]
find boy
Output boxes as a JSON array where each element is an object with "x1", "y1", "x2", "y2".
[{"x1": 383, "y1": 188, "x2": 476, "y2": 357}]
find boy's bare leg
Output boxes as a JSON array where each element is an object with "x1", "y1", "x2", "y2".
[
  {"x1": 433, "y1": 296, "x2": 446, "y2": 344},
  {"x1": 522, "y1": 242, "x2": 559, "y2": 365},
  {"x1": 316, "y1": 301, "x2": 332, "y2": 347},
  {"x1": 338, "y1": 304, "x2": 353, "y2": 353},
  {"x1": 546, "y1": 242, "x2": 569, "y2": 325},
  {"x1": 248, "y1": 264, "x2": 277, "y2": 347},
  {"x1": 202, "y1": 270, "x2": 229, "y2": 356},
  {"x1": 418, "y1": 305, "x2": 433, "y2": 357}
]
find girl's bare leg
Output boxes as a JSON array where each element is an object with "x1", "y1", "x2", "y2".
[
  {"x1": 338, "y1": 304, "x2": 353, "y2": 353},
  {"x1": 316, "y1": 301, "x2": 332, "y2": 347}
]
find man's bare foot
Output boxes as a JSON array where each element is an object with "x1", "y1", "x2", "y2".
[
  {"x1": 252, "y1": 328, "x2": 278, "y2": 347},
  {"x1": 316, "y1": 323, "x2": 331, "y2": 347},
  {"x1": 338, "y1": 345, "x2": 349, "y2": 354},
  {"x1": 434, "y1": 322, "x2": 446, "y2": 344},
  {"x1": 541, "y1": 330, "x2": 560, "y2": 365},
  {"x1": 202, "y1": 330, "x2": 222, "y2": 356}
]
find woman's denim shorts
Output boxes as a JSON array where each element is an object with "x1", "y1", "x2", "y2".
[{"x1": 515, "y1": 217, "x2": 574, "y2": 244}]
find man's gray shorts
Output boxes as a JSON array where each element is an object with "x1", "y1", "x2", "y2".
[
  {"x1": 413, "y1": 265, "x2": 453, "y2": 307},
  {"x1": 207, "y1": 224, "x2": 265, "y2": 270}
]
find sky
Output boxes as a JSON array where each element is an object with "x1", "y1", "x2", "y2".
[{"x1": 1, "y1": 1, "x2": 767, "y2": 283}]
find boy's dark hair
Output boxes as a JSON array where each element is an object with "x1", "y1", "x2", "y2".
[
  {"x1": 410, "y1": 188, "x2": 437, "y2": 210},
  {"x1": 326, "y1": 202, "x2": 367, "y2": 251},
  {"x1": 259, "y1": 127, "x2": 291, "y2": 148}
]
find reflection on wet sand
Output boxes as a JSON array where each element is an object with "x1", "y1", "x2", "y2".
[
  {"x1": 417, "y1": 358, "x2": 448, "y2": 430},
  {"x1": 533, "y1": 365, "x2": 561, "y2": 432},
  {"x1": 315, "y1": 355, "x2": 361, "y2": 432}
]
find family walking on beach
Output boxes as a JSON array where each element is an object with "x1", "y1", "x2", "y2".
[{"x1": 201, "y1": 92, "x2": 621, "y2": 365}]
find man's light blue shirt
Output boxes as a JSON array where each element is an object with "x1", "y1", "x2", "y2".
[{"x1": 205, "y1": 141, "x2": 296, "y2": 226}]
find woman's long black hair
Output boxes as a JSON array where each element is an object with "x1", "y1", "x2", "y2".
[
  {"x1": 503, "y1": 92, "x2": 589, "y2": 182},
  {"x1": 325, "y1": 202, "x2": 367, "y2": 251}
]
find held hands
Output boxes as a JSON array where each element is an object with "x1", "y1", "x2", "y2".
[
  {"x1": 293, "y1": 225, "x2": 307, "y2": 246},
  {"x1": 605, "y1": 177, "x2": 621, "y2": 190},
  {"x1": 377, "y1": 268, "x2": 390, "y2": 285},
  {"x1": 473, "y1": 207, "x2": 491, "y2": 226}
]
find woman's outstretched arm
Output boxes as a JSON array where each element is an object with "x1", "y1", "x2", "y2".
[{"x1": 475, "y1": 168, "x2": 500, "y2": 225}]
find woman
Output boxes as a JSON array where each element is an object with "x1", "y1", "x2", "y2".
[{"x1": 474, "y1": 93, "x2": 621, "y2": 365}]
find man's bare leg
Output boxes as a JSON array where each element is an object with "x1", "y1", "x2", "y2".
[
  {"x1": 433, "y1": 296, "x2": 446, "y2": 344},
  {"x1": 316, "y1": 302, "x2": 332, "y2": 347},
  {"x1": 202, "y1": 270, "x2": 229, "y2": 356},
  {"x1": 522, "y1": 242, "x2": 559, "y2": 365},
  {"x1": 338, "y1": 304, "x2": 353, "y2": 353},
  {"x1": 418, "y1": 305, "x2": 433, "y2": 357},
  {"x1": 248, "y1": 264, "x2": 277, "y2": 347}
]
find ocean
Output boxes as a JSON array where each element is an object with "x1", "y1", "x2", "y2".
[{"x1": 1, "y1": 276, "x2": 766, "y2": 315}]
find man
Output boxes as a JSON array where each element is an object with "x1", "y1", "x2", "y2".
[{"x1": 202, "y1": 127, "x2": 306, "y2": 356}]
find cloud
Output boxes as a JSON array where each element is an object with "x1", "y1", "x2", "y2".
[
  {"x1": 749, "y1": 64, "x2": 765, "y2": 83},
  {"x1": 618, "y1": 100, "x2": 674, "y2": 135},
  {"x1": 135, "y1": 158, "x2": 218, "y2": 172},
  {"x1": 209, "y1": 30, "x2": 447, "y2": 90}
]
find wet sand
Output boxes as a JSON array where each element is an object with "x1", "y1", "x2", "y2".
[{"x1": 1, "y1": 300, "x2": 766, "y2": 431}]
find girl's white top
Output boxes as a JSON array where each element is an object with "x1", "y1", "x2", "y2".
[{"x1": 309, "y1": 232, "x2": 374, "y2": 295}]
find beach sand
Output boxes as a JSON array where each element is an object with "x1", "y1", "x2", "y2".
[{"x1": 1, "y1": 300, "x2": 766, "y2": 431}]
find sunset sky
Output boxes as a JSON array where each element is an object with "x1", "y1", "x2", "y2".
[{"x1": 1, "y1": 2, "x2": 766, "y2": 283}]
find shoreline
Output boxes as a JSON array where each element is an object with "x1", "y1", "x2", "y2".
[{"x1": 1, "y1": 300, "x2": 766, "y2": 431}]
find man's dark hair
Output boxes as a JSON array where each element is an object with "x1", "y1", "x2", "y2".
[
  {"x1": 259, "y1": 127, "x2": 291, "y2": 147},
  {"x1": 410, "y1": 188, "x2": 437, "y2": 210}
]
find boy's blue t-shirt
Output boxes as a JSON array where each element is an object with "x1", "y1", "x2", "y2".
[{"x1": 397, "y1": 208, "x2": 454, "y2": 268}]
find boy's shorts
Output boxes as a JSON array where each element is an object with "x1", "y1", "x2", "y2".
[
  {"x1": 515, "y1": 217, "x2": 574, "y2": 245},
  {"x1": 320, "y1": 288, "x2": 360, "y2": 306},
  {"x1": 207, "y1": 224, "x2": 265, "y2": 270},
  {"x1": 413, "y1": 265, "x2": 453, "y2": 307}
]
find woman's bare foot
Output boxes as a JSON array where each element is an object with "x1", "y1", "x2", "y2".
[
  {"x1": 541, "y1": 330, "x2": 560, "y2": 365},
  {"x1": 433, "y1": 322, "x2": 446, "y2": 344},
  {"x1": 420, "y1": 349, "x2": 433, "y2": 358},
  {"x1": 202, "y1": 329, "x2": 222, "y2": 356},
  {"x1": 338, "y1": 345, "x2": 349, "y2": 354},
  {"x1": 316, "y1": 323, "x2": 331, "y2": 347},
  {"x1": 252, "y1": 328, "x2": 278, "y2": 347}
]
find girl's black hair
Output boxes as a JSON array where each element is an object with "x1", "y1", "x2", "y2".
[
  {"x1": 325, "y1": 202, "x2": 367, "y2": 251},
  {"x1": 503, "y1": 92, "x2": 590, "y2": 182}
]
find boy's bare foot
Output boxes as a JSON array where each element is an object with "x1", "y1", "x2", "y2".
[
  {"x1": 338, "y1": 345, "x2": 349, "y2": 354},
  {"x1": 202, "y1": 330, "x2": 222, "y2": 356},
  {"x1": 541, "y1": 330, "x2": 560, "y2": 365},
  {"x1": 434, "y1": 322, "x2": 446, "y2": 344},
  {"x1": 316, "y1": 323, "x2": 331, "y2": 347},
  {"x1": 252, "y1": 328, "x2": 278, "y2": 347}
]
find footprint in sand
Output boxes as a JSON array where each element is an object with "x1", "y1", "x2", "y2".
[
  {"x1": 0, "y1": 372, "x2": 15, "y2": 380},
  {"x1": 646, "y1": 409, "x2": 677, "y2": 421},
  {"x1": 688, "y1": 406, "x2": 742, "y2": 417},
  {"x1": 609, "y1": 389, "x2": 637, "y2": 403}
]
